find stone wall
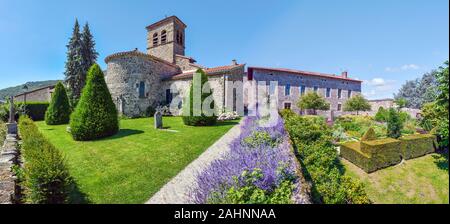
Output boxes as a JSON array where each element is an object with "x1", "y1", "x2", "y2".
[
  {"x1": 147, "y1": 19, "x2": 185, "y2": 63},
  {"x1": 250, "y1": 69, "x2": 362, "y2": 118},
  {"x1": 14, "y1": 86, "x2": 54, "y2": 103},
  {"x1": 105, "y1": 53, "x2": 181, "y2": 117},
  {"x1": 0, "y1": 134, "x2": 20, "y2": 204}
]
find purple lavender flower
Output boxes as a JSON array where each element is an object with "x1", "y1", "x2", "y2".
[{"x1": 191, "y1": 113, "x2": 300, "y2": 204}]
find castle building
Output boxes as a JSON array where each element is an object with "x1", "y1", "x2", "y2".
[{"x1": 104, "y1": 16, "x2": 362, "y2": 118}]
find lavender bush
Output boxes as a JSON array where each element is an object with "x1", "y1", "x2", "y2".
[{"x1": 191, "y1": 113, "x2": 300, "y2": 204}]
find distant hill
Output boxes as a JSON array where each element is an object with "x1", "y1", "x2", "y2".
[{"x1": 0, "y1": 80, "x2": 61, "y2": 101}]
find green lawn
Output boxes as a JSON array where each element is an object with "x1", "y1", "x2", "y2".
[
  {"x1": 36, "y1": 117, "x2": 238, "y2": 204},
  {"x1": 343, "y1": 152, "x2": 449, "y2": 204}
]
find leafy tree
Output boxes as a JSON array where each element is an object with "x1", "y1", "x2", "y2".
[
  {"x1": 374, "y1": 106, "x2": 388, "y2": 122},
  {"x1": 394, "y1": 71, "x2": 439, "y2": 109},
  {"x1": 387, "y1": 108, "x2": 402, "y2": 139},
  {"x1": 297, "y1": 91, "x2": 330, "y2": 115},
  {"x1": 70, "y1": 64, "x2": 118, "y2": 141},
  {"x1": 394, "y1": 98, "x2": 408, "y2": 111},
  {"x1": 64, "y1": 19, "x2": 84, "y2": 107},
  {"x1": 182, "y1": 69, "x2": 217, "y2": 126},
  {"x1": 436, "y1": 61, "x2": 449, "y2": 110},
  {"x1": 45, "y1": 82, "x2": 71, "y2": 125},
  {"x1": 81, "y1": 23, "x2": 98, "y2": 76},
  {"x1": 343, "y1": 94, "x2": 371, "y2": 115}
]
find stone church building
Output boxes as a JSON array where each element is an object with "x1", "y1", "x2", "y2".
[{"x1": 104, "y1": 16, "x2": 362, "y2": 118}]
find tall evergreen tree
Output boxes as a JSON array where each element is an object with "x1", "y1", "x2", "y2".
[
  {"x1": 81, "y1": 23, "x2": 98, "y2": 75},
  {"x1": 64, "y1": 19, "x2": 84, "y2": 107}
]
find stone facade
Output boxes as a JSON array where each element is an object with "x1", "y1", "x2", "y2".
[
  {"x1": 14, "y1": 85, "x2": 55, "y2": 103},
  {"x1": 247, "y1": 67, "x2": 362, "y2": 118},
  {"x1": 0, "y1": 134, "x2": 20, "y2": 204}
]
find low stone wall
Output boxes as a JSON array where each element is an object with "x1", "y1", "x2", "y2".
[{"x1": 0, "y1": 134, "x2": 20, "y2": 204}]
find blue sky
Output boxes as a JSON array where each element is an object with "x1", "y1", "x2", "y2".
[{"x1": 0, "y1": 0, "x2": 448, "y2": 99}]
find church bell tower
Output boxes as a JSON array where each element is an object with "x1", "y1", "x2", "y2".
[{"x1": 146, "y1": 16, "x2": 186, "y2": 64}]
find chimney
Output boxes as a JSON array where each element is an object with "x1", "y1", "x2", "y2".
[
  {"x1": 341, "y1": 71, "x2": 348, "y2": 78},
  {"x1": 232, "y1": 59, "x2": 238, "y2": 65}
]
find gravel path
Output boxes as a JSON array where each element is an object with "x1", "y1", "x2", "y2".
[{"x1": 146, "y1": 120, "x2": 243, "y2": 204}]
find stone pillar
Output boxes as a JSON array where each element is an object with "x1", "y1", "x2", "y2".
[
  {"x1": 154, "y1": 111, "x2": 163, "y2": 129},
  {"x1": 6, "y1": 96, "x2": 17, "y2": 135}
]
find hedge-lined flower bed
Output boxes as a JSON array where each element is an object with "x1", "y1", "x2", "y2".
[
  {"x1": 191, "y1": 113, "x2": 302, "y2": 204},
  {"x1": 282, "y1": 113, "x2": 371, "y2": 204},
  {"x1": 19, "y1": 116, "x2": 72, "y2": 204}
]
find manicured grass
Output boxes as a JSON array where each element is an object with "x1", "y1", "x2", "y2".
[
  {"x1": 36, "y1": 117, "x2": 238, "y2": 204},
  {"x1": 342, "y1": 151, "x2": 449, "y2": 204}
]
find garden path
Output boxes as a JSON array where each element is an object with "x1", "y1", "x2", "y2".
[{"x1": 146, "y1": 120, "x2": 243, "y2": 204}]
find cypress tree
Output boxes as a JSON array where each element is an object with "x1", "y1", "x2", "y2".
[
  {"x1": 182, "y1": 69, "x2": 217, "y2": 126},
  {"x1": 387, "y1": 108, "x2": 402, "y2": 139},
  {"x1": 81, "y1": 22, "x2": 98, "y2": 75},
  {"x1": 70, "y1": 64, "x2": 118, "y2": 141},
  {"x1": 45, "y1": 82, "x2": 71, "y2": 125},
  {"x1": 64, "y1": 19, "x2": 84, "y2": 107}
]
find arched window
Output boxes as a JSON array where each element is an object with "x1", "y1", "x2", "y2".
[
  {"x1": 139, "y1": 81, "x2": 146, "y2": 98},
  {"x1": 152, "y1": 33, "x2": 158, "y2": 46},
  {"x1": 176, "y1": 31, "x2": 180, "y2": 44},
  {"x1": 161, "y1": 30, "x2": 167, "y2": 44},
  {"x1": 179, "y1": 32, "x2": 183, "y2": 45}
]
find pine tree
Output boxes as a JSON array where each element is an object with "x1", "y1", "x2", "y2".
[
  {"x1": 45, "y1": 82, "x2": 71, "y2": 125},
  {"x1": 70, "y1": 64, "x2": 118, "y2": 141},
  {"x1": 81, "y1": 23, "x2": 98, "y2": 75},
  {"x1": 64, "y1": 19, "x2": 84, "y2": 108}
]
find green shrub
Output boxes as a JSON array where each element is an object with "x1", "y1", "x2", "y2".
[
  {"x1": 341, "y1": 175, "x2": 371, "y2": 204},
  {"x1": 285, "y1": 115, "x2": 370, "y2": 204},
  {"x1": 243, "y1": 131, "x2": 280, "y2": 148},
  {"x1": 279, "y1": 109, "x2": 296, "y2": 119},
  {"x1": 70, "y1": 64, "x2": 119, "y2": 141},
  {"x1": 19, "y1": 116, "x2": 72, "y2": 204},
  {"x1": 0, "y1": 120, "x2": 6, "y2": 142},
  {"x1": 400, "y1": 134, "x2": 436, "y2": 160},
  {"x1": 387, "y1": 108, "x2": 402, "y2": 139},
  {"x1": 45, "y1": 82, "x2": 71, "y2": 125},
  {"x1": 182, "y1": 69, "x2": 217, "y2": 126},
  {"x1": 220, "y1": 169, "x2": 294, "y2": 204},
  {"x1": 361, "y1": 128, "x2": 377, "y2": 141},
  {"x1": 374, "y1": 107, "x2": 388, "y2": 122},
  {"x1": 420, "y1": 102, "x2": 449, "y2": 148}
]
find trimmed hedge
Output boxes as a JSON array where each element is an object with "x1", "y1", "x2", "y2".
[
  {"x1": 45, "y1": 82, "x2": 71, "y2": 125},
  {"x1": 19, "y1": 116, "x2": 72, "y2": 204},
  {"x1": 70, "y1": 64, "x2": 119, "y2": 141},
  {"x1": 341, "y1": 134, "x2": 437, "y2": 173},
  {"x1": 400, "y1": 134, "x2": 437, "y2": 160},
  {"x1": 284, "y1": 115, "x2": 371, "y2": 204},
  {"x1": 0, "y1": 120, "x2": 6, "y2": 142}
]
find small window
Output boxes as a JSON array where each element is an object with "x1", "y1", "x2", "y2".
[
  {"x1": 338, "y1": 89, "x2": 342, "y2": 99},
  {"x1": 285, "y1": 84, "x2": 291, "y2": 96},
  {"x1": 152, "y1": 33, "x2": 158, "y2": 46},
  {"x1": 338, "y1": 103, "x2": 342, "y2": 111},
  {"x1": 326, "y1": 88, "x2": 331, "y2": 98},
  {"x1": 314, "y1": 86, "x2": 319, "y2": 93},
  {"x1": 269, "y1": 82, "x2": 276, "y2": 95},
  {"x1": 166, "y1": 89, "x2": 172, "y2": 104},
  {"x1": 139, "y1": 81, "x2": 146, "y2": 98},
  {"x1": 348, "y1": 90, "x2": 352, "y2": 98},
  {"x1": 300, "y1": 86, "x2": 306, "y2": 96},
  {"x1": 161, "y1": 30, "x2": 167, "y2": 44},
  {"x1": 179, "y1": 32, "x2": 183, "y2": 45},
  {"x1": 284, "y1": 102, "x2": 292, "y2": 110}
]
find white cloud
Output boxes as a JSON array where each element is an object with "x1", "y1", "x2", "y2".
[
  {"x1": 401, "y1": 64, "x2": 420, "y2": 71},
  {"x1": 385, "y1": 64, "x2": 420, "y2": 72},
  {"x1": 363, "y1": 78, "x2": 397, "y2": 99}
]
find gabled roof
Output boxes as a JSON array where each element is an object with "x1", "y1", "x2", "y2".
[
  {"x1": 248, "y1": 67, "x2": 363, "y2": 83},
  {"x1": 146, "y1": 16, "x2": 187, "y2": 30},
  {"x1": 104, "y1": 49, "x2": 179, "y2": 68},
  {"x1": 167, "y1": 64, "x2": 245, "y2": 80},
  {"x1": 14, "y1": 85, "x2": 55, "y2": 97}
]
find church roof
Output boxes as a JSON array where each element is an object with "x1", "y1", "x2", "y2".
[
  {"x1": 248, "y1": 67, "x2": 363, "y2": 83},
  {"x1": 104, "y1": 49, "x2": 179, "y2": 68},
  {"x1": 167, "y1": 64, "x2": 245, "y2": 80},
  {"x1": 146, "y1": 16, "x2": 187, "y2": 30}
]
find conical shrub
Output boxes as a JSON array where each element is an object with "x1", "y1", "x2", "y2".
[
  {"x1": 70, "y1": 64, "x2": 118, "y2": 141},
  {"x1": 45, "y1": 82, "x2": 71, "y2": 125},
  {"x1": 182, "y1": 69, "x2": 217, "y2": 126},
  {"x1": 361, "y1": 127, "x2": 377, "y2": 141}
]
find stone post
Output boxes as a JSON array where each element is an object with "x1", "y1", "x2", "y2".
[
  {"x1": 6, "y1": 96, "x2": 17, "y2": 135},
  {"x1": 154, "y1": 111, "x2": 163, "y2": 129}
]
